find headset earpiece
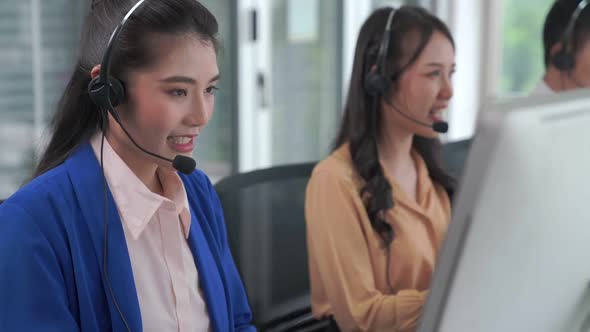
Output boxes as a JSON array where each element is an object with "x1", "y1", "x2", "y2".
[
  {"x1": 88, "y1": 75, "x2": 126, "y2": 109},
  {"x1": 551, "y1": 0, "x2": 590, "y2": 72},
  {"x1": 551, "y1": 49, "x2": 576, "y2": 72},
  {"x1": 364, "y1": 69, "x2": 390, "y2": 96}
]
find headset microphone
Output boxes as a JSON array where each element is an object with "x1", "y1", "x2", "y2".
[
  {"x1": 433, "y1": 121, "x2": 449, "y2": 134},
  {"x1": 383, "y1": 99, "x2": 448, "y2": 134},
  {"x1": 103, "y1": 111, "x2": 197, "y2": 175}
]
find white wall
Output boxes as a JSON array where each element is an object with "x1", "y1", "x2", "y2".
[{"x1": 435, "y1": 0, "x2": 502, "y2": 142}]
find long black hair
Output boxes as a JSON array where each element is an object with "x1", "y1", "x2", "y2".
[
  {"x1": 32, "y1": 0, "x2": 219, "y2": 178},
  {"x1": 334, "y1": 6, "x2": 457, "y2": 246}
]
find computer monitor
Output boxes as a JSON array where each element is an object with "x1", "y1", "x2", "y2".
[{"x1": 419, "y1": 89, "x2": 590, "y2": 332}]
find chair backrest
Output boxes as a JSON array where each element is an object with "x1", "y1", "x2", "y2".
[
  {"x1": 214, "y1": 162, "x2": 317, "y2": 330},
  {"x1": 441, "y1": 138, "x2": 472, "y2": 180}
]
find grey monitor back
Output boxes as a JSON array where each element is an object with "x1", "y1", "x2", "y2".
[{"x1": 419, "y1": 89, "x2": 590, "y2": 332}]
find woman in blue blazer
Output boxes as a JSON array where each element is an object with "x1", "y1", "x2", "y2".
[{"x1": 0, "y1": 0, "x2": 254, "y2": 331}]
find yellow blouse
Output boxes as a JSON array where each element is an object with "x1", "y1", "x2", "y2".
[{"x1": 305, "y1": 143, "x2": 451, "y2": 332}]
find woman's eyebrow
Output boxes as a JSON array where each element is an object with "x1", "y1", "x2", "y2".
[
  {"x1": 158, "y1": 75, "x2": 196, "y2": 84},
  {"x1": 158, "y1": 73, "x2": 220, "y2": 84}
]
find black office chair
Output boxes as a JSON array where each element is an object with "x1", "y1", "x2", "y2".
[
  {"x1": 441, "y1": 138, "x2": 472, "y2": 180},
  {"x1": 214, "y1": 162, "x2": 333, "y2": 332}
]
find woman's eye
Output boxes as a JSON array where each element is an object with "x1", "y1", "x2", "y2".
[
  {"x1": 169, "y1": 89, "x2": 188, "y2": 97},
  {"x1": 206, "y1": 86, "x2": 219, "y2": 95},
  {"x1": 427, "y1": 70, "x2": 441, "y2": 77}
]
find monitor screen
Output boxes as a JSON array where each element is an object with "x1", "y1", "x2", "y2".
[{"x1": 419, "y1": 90, "x2": 590, "y2": 332}]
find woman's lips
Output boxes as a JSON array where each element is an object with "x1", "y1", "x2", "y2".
[{"x1": 167, "y1": 136, "x2": 195, "y2": 153}]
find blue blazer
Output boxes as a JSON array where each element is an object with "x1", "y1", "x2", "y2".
[{"x1": 0, "y1": 143, "x2": 255, "y2": 332}]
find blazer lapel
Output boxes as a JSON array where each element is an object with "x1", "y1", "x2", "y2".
[
  {"x1": 186, "y1": 203, "x2": 230, "y2": 332},
  {"x1": 65, "y1": 143, "x2": 142, "y2": 332}
]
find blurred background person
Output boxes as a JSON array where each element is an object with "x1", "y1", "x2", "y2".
[{"x1": 305, "y1": 6, "x2": 456, "y2": 332}]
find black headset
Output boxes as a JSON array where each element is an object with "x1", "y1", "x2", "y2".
[
  {"x1": 364, "y1": 9, "x2": 398, "y2": 96},
  {"x1": 87, "y1": 0, "x2": 144, "y2": 118},
  {"x1": 552, "y1": 0, "x2": 589, "y2": 72}
]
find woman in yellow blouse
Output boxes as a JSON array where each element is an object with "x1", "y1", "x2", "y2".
[{"x1": 305, "y1": 6, "x2": 457, "y2": 332}]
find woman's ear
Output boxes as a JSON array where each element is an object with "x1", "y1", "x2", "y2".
[
  {"x1": 550, "y1": 42, "x2": 565, "y2": 58},
  {"x1": 90, "y1": 65, "x2": 101, "y2": 80}
]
